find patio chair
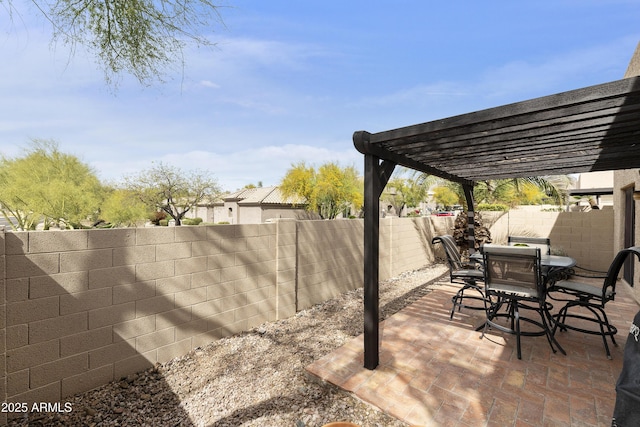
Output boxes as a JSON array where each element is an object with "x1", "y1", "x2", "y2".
[
  {"x1": 549, "y1": 246, "x2": 640, "y2": 359},
  {"x1": 508, "y1": 236, "x2": 551, "y2": 255},
  {"x1": 432, "y1": 235, "x2": 485, "y2": 320},
  {"x1": 481, "y1": 244, "x2": 565, "y2": 360},
  {"x1": 508, "y1": 236, "x2": 555, "y2": 279}
]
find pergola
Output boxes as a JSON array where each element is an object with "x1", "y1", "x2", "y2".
[{"x1": 353, "y1": 76, "x2": 640, "y2": 369}]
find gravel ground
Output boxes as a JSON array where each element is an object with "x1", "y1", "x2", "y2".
[{"x1": 9, "y1": 264, "x2": 449, "y2": 427}]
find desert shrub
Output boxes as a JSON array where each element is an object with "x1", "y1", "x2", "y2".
[
  {"x1": 183, "y1": 217, "x2": 203, "y2": 225},
  {"x1": 477, "y1": 203, "x2": 509, "y2": 211},
  {"x1": 149, "y1": 211, "x2": 167, "y2": 225},
  {"x1": 181, "y1": 218, "x2": 199, "y2": 225}
]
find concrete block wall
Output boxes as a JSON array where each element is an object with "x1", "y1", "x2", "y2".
[
  {"x1": 0, "y1": 232, "x2": 5, "y2": 426},
  {"x1": 0, "y1": 211, "x2": 597, "y2": 415},
  {"x1": 296, "y1": 220, "x2": 364, "y2": 309},
  {"x1": 0, "y1": 218, "x2": 442, "y2": 411},
  {"x1": 1, "y1": 223, "x2": 284, "y2": 413},
  {"x1": 296, "y1": 217, "x2": 452, "y2": 309},
  {"x1": 383, "y1": 217, "x2": 444, "y2": 278},
  {"x1": 487, "y1": 208, "x2": 615, "y2": 271}
]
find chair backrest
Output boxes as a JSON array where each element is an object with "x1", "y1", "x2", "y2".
[
  {"x1": 431, "y1": 235, "x2": 464, "y2": 270},
  {"x1": 482, "y1": 244, "x2": 543, "y2": 299},
  {"x1": 601, "y1": 246, "x2": 640, "y2": 299},
  {"x1": 508, "y1": 236, "x2": 551, "y2": 255}
]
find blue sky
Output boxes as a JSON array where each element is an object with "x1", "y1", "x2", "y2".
[{"x1": 1, "y1": 1, "x2": 639, "y2": 191}]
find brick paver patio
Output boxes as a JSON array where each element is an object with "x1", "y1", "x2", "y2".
[{"x1": 306, "y1": 279, "x2": 638, "y2": 426}]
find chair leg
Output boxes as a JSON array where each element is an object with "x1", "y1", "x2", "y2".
[
  {"x1": 585, "y1": 305, "x2": 618, "y2": 360},
  {"x1": 552, "y1": 301, "x2": 617, "y2": 359},
  {"x1": 480, "y1": 294, "x2": 499, "y2": 338},
  {"x1": 450, "y1": 282, "x2": 485, "y2": 320},
  {"x1": 514, "y1": 304, "x2": 522, "y2": 360},
  {"x1": 541, "y1": 303, "x2": 565, "y2": 356}
]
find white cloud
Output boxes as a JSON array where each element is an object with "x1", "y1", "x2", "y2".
[
  {"x1": 346, "y1": 36, "x2": 640, "y2": 124},
  {"x1": 93, "y1": 143, "x2": 362, "y2": 192},
  {"x1": 200, "y1": 80, "x2": 220, "y2": 89}
]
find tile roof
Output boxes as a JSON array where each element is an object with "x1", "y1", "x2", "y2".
[{"x1": 223, "y1": 186, "x2": 305, "y2": 205}]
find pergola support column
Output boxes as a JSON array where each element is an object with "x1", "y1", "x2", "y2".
[
  {"x1": 363, "y1": 153, "x2": 395, "y2": 370},
  {"x1": 463, "y1": 183, "x2": 476, "y2": 254}
]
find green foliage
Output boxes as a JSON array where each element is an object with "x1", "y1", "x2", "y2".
[
  {"x1": 279, "y1": 162, "x2": 315, "y2": 204},
  {"x1": 149, "y1": 211, "x2": 168, "y2": 225},
  {"x1": 100, "y1": 188, "x2": 148, "y2": 227},
  {"x1": 432, "y1": 186, "x2": 460, "y2": 208},
  {"x1": 243, "y1": 181, "x2": 263, "y2": 189},
  {"x1": 382, "y1": 173, "x2": 428, "y2": 216},
  {"x1": 0, "y1": 140, "x2": 104, "y2": 230},
  {"x1": 280, "y1": 162, "x2": 363, "y2": 219},
  {"x1": 474, "y1": 176, "x2": 571, "y2": 206},
  {"x1": 182, "y1": 217, "x2": 203, "y2": 225},
  {"x1": 477, "y1": 203, "x2": 509, "y2": 211},
  {"x1": 9, "y1": 0, "x2": 226, "y2": 86},
  {"x1": 124, "y1": 162, "x2": 220, "y2": 226}
]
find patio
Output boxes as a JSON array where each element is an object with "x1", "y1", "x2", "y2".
[{"x1": 306, "y1": 277, "x2": 639, "y2": 426}]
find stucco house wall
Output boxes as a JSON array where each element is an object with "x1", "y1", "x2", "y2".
[{"x1": 612, "y1": 42, "x2": 640, "y2": 306}]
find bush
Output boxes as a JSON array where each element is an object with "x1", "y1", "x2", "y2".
[
  {"x1": 149, "y1": 211, "x2": 167, "y2": 225},
  {"x1": 159, "y1": 219, "x2": 169, "y2": 226},
  {"x1": 182, "y1": 217, "x2": 203, "y2": 225},
  {"x1": 217, "y1": 221, "x2": 230, "y2": 225},
  {"x1": 477, "y1": 203, "x2": 509, "y2": 211}
]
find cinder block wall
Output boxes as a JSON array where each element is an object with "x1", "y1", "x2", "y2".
[
  {"x1": 486, "y1": 208, "x2": 615, "y2": 271},
  {"x1": 0, "y1": 232, "x2": 6, "y2": 426},
  {"x1": 0, "y1": 211, "x2": 597, "y2": 415},
  {"x1": 0, "y1": 217, "x2": 444, "y2": 412},
  {"x1": 381, "y1": 217, "x2": 447, "y2": 278},
  {"x1": 296, "y1": 220, "x2": 364, "y2": 309},
  {"x1": 1, "y1": 224, "x2": 286, "y2": 413}
]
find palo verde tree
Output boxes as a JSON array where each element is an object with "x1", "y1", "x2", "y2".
[
  {"x1": 382, "y1": 168, "x2": 429, "y2": 216},
  {"x1": 3, "y1": 0, "x2": 226, "y2": 86},
  {"x1": 0, "y1": 140, "x2": 104, "y2": 230},
  {"x1": 280, "y1": 161, "x2": 363, "y2": 219},
  {"x1": 124, "y1": 162, "x2": 221, "y2": 225},
  {"x1": 432, "y1": 185, "x2": 460, "y2": 209},
  {"x1": 99, "y1": 187, "x2": 149, "y2": 227}
]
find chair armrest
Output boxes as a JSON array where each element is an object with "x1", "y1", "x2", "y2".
[
  {"x1": 461, "y1": 259, "x2": 483, "y2": 270},
  {"x1": 569, "y1": 265, "x2": 608, "y2": 279}
]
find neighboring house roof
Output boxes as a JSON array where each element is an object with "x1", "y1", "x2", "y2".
[{"x1": 220, "y1": 186, "x2": 306, "y2": 206}]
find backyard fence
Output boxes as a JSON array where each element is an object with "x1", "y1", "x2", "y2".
[{"x1": 0, "y1": 208, "x2": 613, "y2": 423}]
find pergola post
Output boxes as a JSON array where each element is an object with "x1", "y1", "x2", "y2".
[
  {"x1": 362, "y1": 152, "x2": 395, "y2": 370},
  {"x1": 463, "y1": 183, "x2": 476, "y2": 254}
]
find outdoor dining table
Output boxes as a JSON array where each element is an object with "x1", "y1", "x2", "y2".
[
  {"x1": 470, "y1": 251, "x2": 577, "y2": 285},
  {"x1": 470, "y1": 250, "x2": 577, "y2": 355}
]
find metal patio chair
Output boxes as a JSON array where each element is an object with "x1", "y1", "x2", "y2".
[
  {"x1": 432, "y1": 235, "x2": 485, "y2": 320},
  {"x1": 481, "y1": 244, "x2": 565, "y2": 359},
  {"x1": 549, "y1": 246, "x2": 640, "y2": 359},
  {"x1": 508, "y1": 236, "x2": 551, "y2": 255}
]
